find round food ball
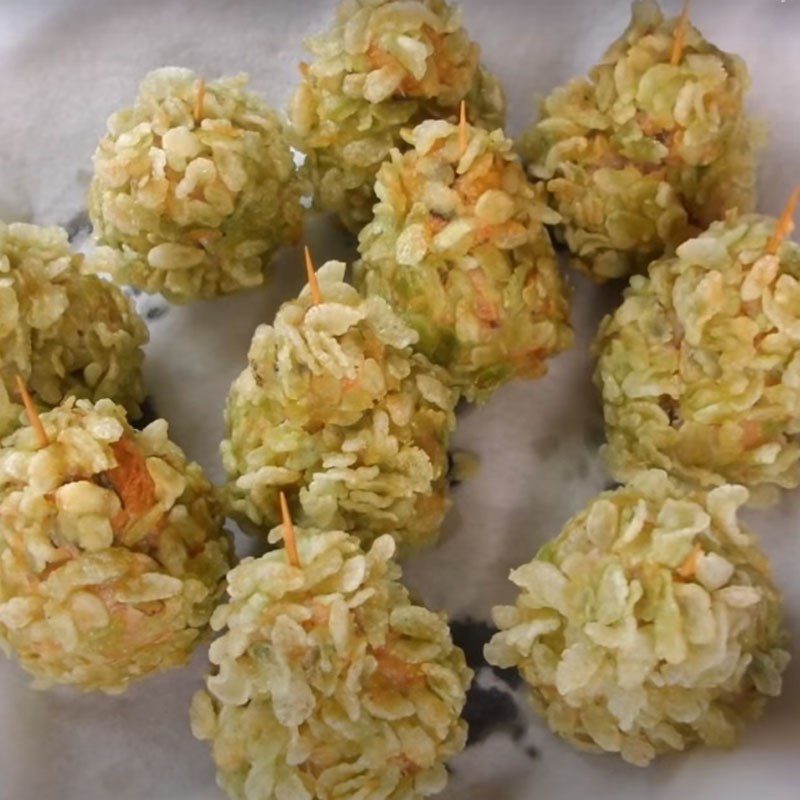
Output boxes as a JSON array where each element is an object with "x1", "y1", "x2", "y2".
[
  {"x1": 289, "y1": 0, "x2": 506, "y2": 232},
  {"x1": 0, "y1": 221, "x2": 147, "y2": 439},
  {"x1": 222, "y1": 260, "x2": 456, "y2": 552},
  {"x1": 517, "y1": 0, "x2": 758, "y2": 281},
  {"x1": 485, "y1": 470, "x2": 788, "y2": 766},
  {"x1": 89, "y1": 67, "x2": 303, "y2": 302},
  {"x1": 191, "y1": 528, "x2": 471, "y2": 800},
  {"x1": 0, "y1": 397, "x2": 233, "y2": 692},
  {"x1": 594, "y1": 212, "x2": 800, "y2": 501},
  {"x1": 356, "y1": 119, "x2": 573, "y2": 401}
]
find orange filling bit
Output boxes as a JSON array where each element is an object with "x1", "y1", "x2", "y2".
[
  {"x1": 676, "y1": 543, "x2": 703, "y2": 581},
  {"x1": 106, "y1": 438, "x2": 157, "y2": 520},
  {"x1": 374, "y1": 646, "x2": 425, "y2": 690}
]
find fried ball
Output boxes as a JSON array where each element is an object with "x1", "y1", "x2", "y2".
[
  {"x1": 0, "y1": 397, "x2": 233, "y2": 692},
  {"x1": 89, "y1": 67, "x2": 303, "y2": 302},
  {"x1": 595, "y1": 211, "x2": 800, "y2": 501},
  {"x1": 518, "y1": 0, "x2": 758, "y2": 281},
  {"x1": 357, "y1": 118, "x2": 573, "y2": 401},
  {"x1": 0, "y1": 221, "x2": 147, "y2": 438},
  {"x1": 486, "y1": 470, "x2": 788, "y2": 765},
  {"x1": 222, "y1": 260, "x2": 456, "y2": 552},
  {"x1": 191, "y1": 527, "x2": 471, "y2": 800}
]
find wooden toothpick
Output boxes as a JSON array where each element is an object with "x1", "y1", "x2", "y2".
[
  {"x1": 767, "y1": 186, "x2": 800, "y2": 255},
  {"x1": 670, "y1": 0, "x2": 691, "y2": 66},
  {"x1": 279, "y1": 491, "x2": 301, "y2": 568},
  {"x1": 304, "y1": 245, "x2": 322, "y2": 305},
  {"x1": 458, "y1": 100, "x2": 468, "y2": 157},
  {"x1": 15, "y1": 375, "x2": 48, "y2": 449},
  {"x1": 193, "y1": 78, "x2": 206, "y2": 124}
]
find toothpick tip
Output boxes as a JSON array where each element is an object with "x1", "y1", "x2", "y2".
[
  {"x1": 670, "y1": 0, "x2": 691, "y2": 65},
  {"x1": 279, "y1": 491, "x2": 301, "y2": 568},
  {"x1": 193, "y1": 77, "x2": 206, "y2": 124},
  {"x1": 304, "y1": 246, "x2": 323, "y2": 305},
  {"x1": 458, "y1": 100, "x2": 468, "y2": 156},
  {"x1": 767, "y1": 186, "x2": 800, "y2": 255},
  {"x1": 14, "y1": 375, "x2": 48, "y2": 449}
]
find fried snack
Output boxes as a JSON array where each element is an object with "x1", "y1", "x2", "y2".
[
  {"x1": 222, "y1": 260, "x2": 456, "y2": 551},
  {"x1": 0, "y1": 221, "x2": 147, "y2": 438},
  {"x1": 357, "y1": 118, "x2": 573, "y2": 401},
  {"x1": 0, "y1": 397, "x2": 233, "y2": 692},
  {"x1": 89, "y1": 68, "x2": 303, "y2": 302},
  {"x1": 191, "y1": 524, "x2": 471, "y2": 800},
  {"x1": 595, "y1": 208, "x2": 800, "y2": 500},
  {"x1": 486, "y1": 470, "x2": 788, "y2": 766},
  {"x1": 518, "y1": 0, "x2": 758, "y2": 281},
  {"x1": 289, "y1": 0, "x2": 506, "y2": 231}
]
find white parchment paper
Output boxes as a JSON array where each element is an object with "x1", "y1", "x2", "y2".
[{"x1": 0, "y1": 1, "x2": 798, "y2": 798}]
